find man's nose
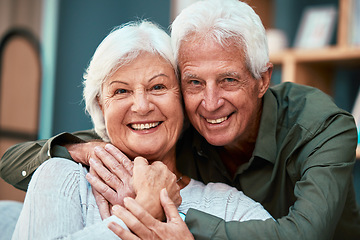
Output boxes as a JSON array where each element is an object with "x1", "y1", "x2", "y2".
[
  {"x1": 131, "y1": 91, "x2": 154, "y2": 115},
  {"x1": 201, "y1": 85, "x2": 224, "y2": 111}
]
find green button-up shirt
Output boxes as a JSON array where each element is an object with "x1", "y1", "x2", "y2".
[
  {"x1": 176, "y1": 83, "x2": 360, "y2": 239},
  {"x1": 1, "y1": 82, "x2": 360, "y2": 239}
]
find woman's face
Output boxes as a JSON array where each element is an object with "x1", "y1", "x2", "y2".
[{"x1": 98, "y1": 53, "x2": 183, "y2": 162}]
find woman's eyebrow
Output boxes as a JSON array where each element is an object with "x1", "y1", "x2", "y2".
[
  {"x1": 148, "y1": 73, "x2": 169, "y2": 82},
  {"x1": 109, "y1": 80, "x2": 129, "y2": 86}
]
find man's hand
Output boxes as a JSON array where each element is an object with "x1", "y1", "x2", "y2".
[
  {"x1": 108, "y1": 188, "x2": 194, "y2": 240},
  {"x1": 133, "y1": 157, "x2": 182, "y2": 220},
  {"x1": 64, "y1": 141, "x2": 107, "y2": 165},
  {"x1": 86, "y1": 144, "x2": 135, "y2": 218}
]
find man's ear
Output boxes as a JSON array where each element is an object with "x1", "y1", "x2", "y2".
[{"x1": 258, "y1": 62, "x2": 273, "y2": 98}]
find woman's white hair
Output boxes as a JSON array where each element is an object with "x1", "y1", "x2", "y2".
[
  {"x1": 171, "y1": 0, "x2": 269, "y2": 79},
  {"x1": 83, "y1": 20, "x2": 176, "y2": 141}
]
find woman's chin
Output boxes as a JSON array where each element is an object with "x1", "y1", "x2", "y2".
[{"x1": 129, "y1": 147, "x2": 163, "y2": 160}]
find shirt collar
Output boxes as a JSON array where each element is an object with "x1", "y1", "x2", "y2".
[{"x1": 252, "y1": 89, "x2": 278, "y2": 164}]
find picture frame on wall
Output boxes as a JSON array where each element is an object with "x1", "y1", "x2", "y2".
[{"x1": 294, "y1": 5, "x2": 337, "y2": 49}]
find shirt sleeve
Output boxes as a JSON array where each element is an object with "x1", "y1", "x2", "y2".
[
  {"x1": 186, "y1": 113, "x2": 358, "y2": 240},
  {"x1": 0, "y1": 129, "x2": 99, "y2": 191}
]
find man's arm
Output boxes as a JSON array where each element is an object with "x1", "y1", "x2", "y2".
[
  {"x1": 185, "y1": 113, "x2": 359, "y2": 239},
  {"x1": 0, "y1": 129, "x2": 100, "y2": 191}
]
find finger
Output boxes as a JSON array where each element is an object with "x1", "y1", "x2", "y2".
[
  {"x1": 92, "y1": 187, "x2": 111, "y2": 220},
  {"x1": 105, "y1": 144, "x2": 134, "y2": 174},
  {"x1": 94, "y1": 146, "x2": 131, "y2": 181},
  {"x1": 166, "y1": 179, "x2": 182, "y2": 208},
  {"x1": 160, "y1": 188, "x2": 182, "y2": 222},
  {"x1": 123, "y1": 197, "x2": 160, "y2": 230},
  {"x1": 108, "y1": 221, "x2": 140, "y2": 240},
  {"x1": 89, "y1": 157, "x2": 123, "y2": 191},
  {"x1": 112, "y1": 204, "x2": 155, "y2": 239},
  {"x1": 133, "y1": 157, "x2": 149, "y2": 181},
  {"x1": 86, "y1": 172, "x2": 118, "y2": 205},
  {"x1": 133, "y1": 156, "x2": 149, "y2": 167}
]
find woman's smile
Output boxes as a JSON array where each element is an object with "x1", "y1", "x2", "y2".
[
  {"x1": 129, "y1": 121, "x2": 162, "y2": 131},
  {"x1": 98, "y1": 53, "x2": 184, "y2": 161}
]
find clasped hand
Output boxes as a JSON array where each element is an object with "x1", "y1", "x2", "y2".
[{"x1": 85, "y1": 144, "x2": 182, "y2": 220}]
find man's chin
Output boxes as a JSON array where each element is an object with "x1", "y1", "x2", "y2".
[{"x1": 204, "y1": 134, "x2": 232, "y2": 147}]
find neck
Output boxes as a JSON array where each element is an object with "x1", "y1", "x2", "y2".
[
  {"x1": 218, "y1": 105, "x2": 262, "y2": 178},
  {"x1": 218, "y1": 145, "x2": 253, "y2": 178}
]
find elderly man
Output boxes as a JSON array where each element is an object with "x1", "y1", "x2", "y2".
[{"x1": 1, "y1": 0, "x2": 360, "y2": 239}]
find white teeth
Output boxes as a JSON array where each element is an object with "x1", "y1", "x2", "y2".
[
  {"x1": 206, "y1": 116, "x2": 228, "y2": 124},
  {"x1": 131, "y1": 122, "x2": 160, "y2": 130}
]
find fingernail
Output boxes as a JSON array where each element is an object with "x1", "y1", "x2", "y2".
[
  {"x1": 89, "y1": 158, "x2": 97, "y2": 165},
  {"x1": 112, "y1": 205, "x2": 120, "y2": 212},
  {"x1": 94, "y1": 146, "x2": 102, "y2": 152},
  {"x1": 123, "y1": 197, "x2": 132, "y2": 206},
  {"x1": 104, "y1": 144, "x2": 112, "y2": 150},
  {"x1": 162, "y1": 188, "x2": 168, "y2": 198}
]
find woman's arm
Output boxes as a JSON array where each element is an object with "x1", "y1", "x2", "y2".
[{"x1": 12, "y1": 157, "x2": 123, "y2": 240}]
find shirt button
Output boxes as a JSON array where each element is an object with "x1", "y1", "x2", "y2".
[{"x1": 22, "y1": 171, "x2": 27, "y2": 177}]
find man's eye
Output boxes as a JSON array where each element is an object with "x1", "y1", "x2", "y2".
[
  {"x1": 115, "y1": 89, "x2": 128, "y2": 94},
  {"x1": 224, "y1": 78, "x2": 236, "y2": 83},
  {"x1": 190, "y1": 80, "x2": 201, "y2": 86}
]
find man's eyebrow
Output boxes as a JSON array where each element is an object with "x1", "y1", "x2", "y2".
[
  {"x1": 218, "y1": 71, "x2": 240, "y2": 78},
  {"x1": 182, "y1": 72, "x2": 198, "y2": 79}
]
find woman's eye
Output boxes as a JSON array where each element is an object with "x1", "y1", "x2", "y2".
[
  {"x1": 152, "y1": 84, "x2": 166, "y2": 91},
  {"x1": 115, "y1": 89, "x2": 128, "y2": 94}
]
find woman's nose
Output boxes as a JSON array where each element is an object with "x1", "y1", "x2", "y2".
[{"x1": 131, "y1": 91, "x2": 154, "y2": 115}]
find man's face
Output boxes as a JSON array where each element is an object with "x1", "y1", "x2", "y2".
[{"x1": 178, "y1": 38, "x2": 270, "y2": 148}]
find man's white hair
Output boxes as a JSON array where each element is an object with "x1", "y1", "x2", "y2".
[
  {"x1": 83, "y1": 20, "x2": 176, "y2": 141},
  {"x1": 171, "y1": 0, "x2": 269, "y2": 79}
]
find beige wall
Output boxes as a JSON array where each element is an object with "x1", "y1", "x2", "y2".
[
  {"x1": 0, "y1": 0, "x2": 43, "y2": 39},
  {"x1": 0, "y1": 0, "x2": 43, "y2": 202}
]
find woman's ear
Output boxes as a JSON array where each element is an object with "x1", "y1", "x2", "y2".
[
  {"x1": 258, "y1": 62, "x2": 273, "y2": 98},
  {"x1": 96, "y1": 95, "x2": 103, "y2": 113}
]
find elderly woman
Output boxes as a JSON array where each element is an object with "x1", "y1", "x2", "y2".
[{"x1": 12, "y1": 20, "x2": 272, "y2": 239}]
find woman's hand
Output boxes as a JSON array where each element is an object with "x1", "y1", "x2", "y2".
[
  {"x1": 87, "y1": 144, "x2": 181, "y2": 220},
  {"x1": 86, "y1": 144, "x2": 135, "y2": 219},
  {"x1": 109, "y1": 188, "x2": 194, "y2": 240}
]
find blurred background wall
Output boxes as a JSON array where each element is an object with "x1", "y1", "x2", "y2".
[{"x1": 0, "y1": 0, "x2": 171, "y2": 201}]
